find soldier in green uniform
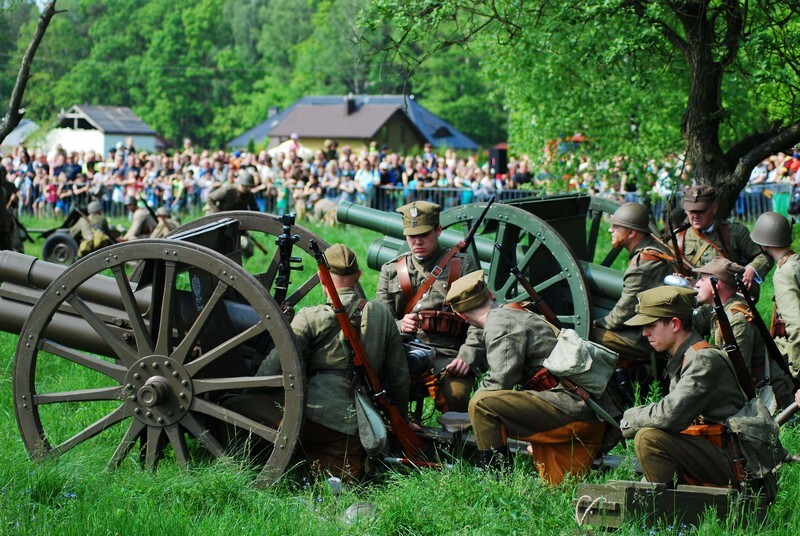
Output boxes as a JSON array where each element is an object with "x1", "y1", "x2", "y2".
[
  {"x1": 751, "y1": 211, "x2": 800, "y2": 376},
  {"x1": 591, "y1": 202, "x2": 672, "y2": 364},
  {"x1": 621, "y1": 286, "x2": 783, "y2": 489},
  {"x1": 376, "y1": 200, "x2": 479, "y2": 412},
  {"x1": 447, "y1": 271, "x2": 618, "y2": 483},
  {"x1": 121, "y1": 196, "x2": 157, "y2": 241},
  {"x1": 693, "y1": 257, "x2": 795, "y2": 408},
  {"x1": 206, "y1": 171, "x2": 259, "y2": 213},
  {"x1": 71, "y1": 201, "x2": 113, "y2": 257},
  {"x1": 679, "y1": 185, "x2": 772, "y2": 297},
  {"x1": 231, "y1": 244, "x2": 409, "y2": 480},
  {"x1": 150, "y1": 207, "x2": 180, "y2": 238}
]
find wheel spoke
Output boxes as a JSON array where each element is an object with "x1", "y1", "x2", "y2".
[
  {"x1": 66, "y1": 294, "x2": 139, "y2": 366},
  {"x1": 111, "y1": 265, "x2": 154, "y2": 355},
  {"x1": 534, "y1": 271, "x2": 567, "y2": 293},
  {"x1": 40, "y1": 340, "x2": 127, "y2": 382},
  {"x1": 109, "y1": 419, "x2": 146, "y2": 468},
  {"x1": 171, "y1": 279, "x2": 230, "y2": 365},
  {"x1": 193, "y1": 375, "x2": 284, "y2": 395},
  {"x1": 557, "y1": 314, "x2": 577, "y2": 325},
  {"x1": 164, "y1": 424, "x2": 189, "y2": 470},
  {"x1": 51, "y1": 404, "x2": 130, "y2": 457},
  {"x1": 34, "y1": 386, "x2": 122, "y2": 405},
  {"x1": 285, "y1": 272, "x2": 320, "y2": 305},
  {"x1": 183, "y1": 321, "x2": 268, "y2": 376},
  {"x1": 154, "y1": 261, "x2": 177, "y2": 357},
  {"x1": 516, "y1": 237, "x2": 542, "y2": 272},
  {"x1": 145, "y1": 425, "x2": 163, "y2": 470},
  {"x1": 191, "y1": 398, "x2": 278, "y2": 444},
  {"x1": 180, "y1": 413, "x2": 225, "y2": 458}
]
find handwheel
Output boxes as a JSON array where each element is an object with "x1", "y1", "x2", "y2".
[{"x1": 13, "y1": 239, "x2": 304, "y2": 487}]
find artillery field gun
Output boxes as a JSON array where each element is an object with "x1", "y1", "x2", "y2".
[{"x1": 0, "y1": 197, "x2": 628, "y2": 488}]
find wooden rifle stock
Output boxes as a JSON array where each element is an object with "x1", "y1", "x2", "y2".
[
  {"x1": 309, "y1": 240, "x2": 426, "y2": 460},
  {"x1": 733, "y1": 273, "x2": 800, "y2": 390},
  {"x1": 663, "y1": 204, "x2": 690, "y2": 276},
  {"x1": 493, "y1": 242, "x2": 561, "y2": 328},
  {"x1": 709, "y1": 276, "x2": 756, "y2": 400}
]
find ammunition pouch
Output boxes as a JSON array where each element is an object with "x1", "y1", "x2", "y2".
[
  {"x1": 417, "y1": 310, "x2": 468, "y2": 338},
  {"x1": 680, "y1": 422, "x2": 727, "y2": 450},
  {"x1": 772, "y1": 317, "x2": 787, "y2": 338},
  {"x1": 522, "y1": 366, "x2": 560, "y2": 392}
]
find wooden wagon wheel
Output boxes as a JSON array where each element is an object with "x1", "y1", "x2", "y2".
[
  {"x1": 13, "y1": 239, "x2": 303, "y2": 487},
  {"x1": 168, "y1": 211, "x2": 364, "y2": 305},
  {"x1": 440, "y1": 203, "x2": 592, "y2": 337}
]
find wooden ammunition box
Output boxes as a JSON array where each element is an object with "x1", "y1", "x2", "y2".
[{"x1": 574, "y1": 480, "x2": 766, "y2": 530}]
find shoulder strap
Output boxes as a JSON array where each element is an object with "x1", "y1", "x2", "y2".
[
  {"x1": 639, "y1": 248, "x2": 674, "y2": 263},
  {"x1": 728, "y1": 302, "x2": 753, "y2": 322},
  {"x1": 446, "y1": 257, "x2": 462, "y2": 289},
  {"x1": 676, "y1": 226, "x2": 688, "y2": 254},
  {"x1": 396, "y1": 255, "x2": 414, "y2": 303},
  {"x1": 402, "y1": 248, "x2": 461, "y2": 315},
  {"x1": 351, "y1": 299, "x2": 368, "y2": 333},
  {"x1": 718, "y1": 223, "x2": 734, "y2": 259},
  {"x1": 691, "y1": 340, "x2": 713, "y2": 351}
]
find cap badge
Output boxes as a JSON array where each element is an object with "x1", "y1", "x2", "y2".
[{"x1": 410, "y1": 206, "x2": 419, "y2": 218}]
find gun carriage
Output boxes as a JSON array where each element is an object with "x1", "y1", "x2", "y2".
[{"x1": 0, "y1": 196, "x2": 628, "y2": 485}]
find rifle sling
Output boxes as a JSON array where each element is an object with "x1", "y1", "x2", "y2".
[{"x1": 401, "y1": 248, "x2": 463, "y2": 316}]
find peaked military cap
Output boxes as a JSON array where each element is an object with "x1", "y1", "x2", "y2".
[
  {"x1": 397, "y1": 201, "x2": 440, "y2": 236},
  {"x1": 446, "y1": 270, "x2": 489, "y2": 313},
  {"x1": 694, "y1": 257, "x2": 745, "y2": 288},
  {"x1": 683, "y1": 185, "x2": 716, "y2": 211},
  {"x1": 324, "y1": 244, "x2": 359, "y2": 276},
  {"x1": 625, "y1": 286, "x2": 696, "y2": 326}
]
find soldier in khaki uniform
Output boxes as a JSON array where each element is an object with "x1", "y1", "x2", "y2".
[
  {"x1": 751, "y1": 212, "x2": 800, "y2": 376},
  {"x1": 693, "y1": 257, "x2": 795, "y2": 408},
  {"x1": 150, "y1": 207, "x2": 180, "y2": 238},
  {"x1": 448, "y1": 271, "x2": 618, "y2": 483},
  {"x1": 376, "y1": 201, "x2": 479, "y2": 412},
  {"x1": 121, "y1": 196, "x2": 157, "y2": 241},
  {"x1": 206, "y1": 171, "x2": 259, "y2": 213},
  {"x1": 622, "y1": 287, "x2": 750, "y2": 487},
  {"x1": 232, "y1": 245, "x2": 409, "y2": 479},
  {"x1": 679, "y1": 185, "x2": 772, "y2": 297},
  {"x1": 70, "y1": 201, "x2": 113, "y2": 257},
  {"x1": 591, "y1": 203, "x2": 672, "y2": 364}
]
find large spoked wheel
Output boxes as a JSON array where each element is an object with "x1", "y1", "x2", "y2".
[
  {"x1": 13, "y1": 239, "x2": 303, "y2": 487},
  {"x1": 169, "y1": 211, "x2": 363, "y2": 305},
  {"x1": 440, "y1": 203, "x2": 592, "y2": 337}
]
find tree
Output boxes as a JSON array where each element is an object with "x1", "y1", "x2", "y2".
[{"x1": 363, "y1": 0, "x2": 800, "y2": 216}]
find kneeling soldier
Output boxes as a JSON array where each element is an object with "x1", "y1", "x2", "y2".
[{"x1": 447, "y1": 271, "x2": 618, "y2": 483}]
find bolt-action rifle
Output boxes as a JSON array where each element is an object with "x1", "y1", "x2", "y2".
[
  {"x1": 272, "y1": 213, "x2": 302, "y2": 308},
  {"x1": 663, "y1": 202, "x2": 691, "y2": 276},
  {"x1": 402, "y1": 196, "x2": 496, "y2": 316},
  {"x1": 309, "y1": 240, "x2": 431, "y2": 464},
  {"x1": 732, "y1": 273, "x2": 800, "y2": 391},
  {"x1": 709, "y1": 276, "x2": 756, "y2": 400}
]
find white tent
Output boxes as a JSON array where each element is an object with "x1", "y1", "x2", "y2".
[{"x1": 267, "y1": 139, "x2": 314, "y2": 162}]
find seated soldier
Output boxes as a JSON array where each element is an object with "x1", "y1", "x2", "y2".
[
  {"x1": 70, "y1": 200, "x2": 113, "y2": 257},
  {"x1": 150, "y1": 207, "x2": 180, "y2": 238},
  {"x1": 447, "y1": 271, "x2": 619, "y2": 483},
  {"x1": 621, "y1": 286, "x2": 785, "y2": 491}
]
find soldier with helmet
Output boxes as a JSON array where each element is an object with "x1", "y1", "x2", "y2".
[
  {"x1": 590, "y1": 202, "x2": 672, "y2": 365},
  {"x1": 206, "y1": 170, "x2": 259, "y2": 213},
  {"x1": 71, "y1": 200, "x2": 113, "y2": 257},
  {"x1": 150, "y1": 207, "x2": 180, "y2": 239},
  {"x1": 751, "y1": 211, "x2": 800, "y2": 375},
  {"x1": 121, "y1": 195, "x2": 157, "y2": 241}
]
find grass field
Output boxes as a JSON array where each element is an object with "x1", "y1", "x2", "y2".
[{"x1": 1, "y1": 211, "x2": 799, "y2": 534}]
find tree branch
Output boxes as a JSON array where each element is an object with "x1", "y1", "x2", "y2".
[
  {"x1": 0, "y1": 1, "x2": 60, "y2": 145},
  {"x1": 731, "y1": 119, "x2": 800, "y2": 178}
]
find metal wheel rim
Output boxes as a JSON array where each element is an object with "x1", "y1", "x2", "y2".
[
  {"x1": 440, "y1": 203, "x2": 592, "y2": 337},
  {"x1": 13, "y1": 239, "x2": 303, "y2": 487}
]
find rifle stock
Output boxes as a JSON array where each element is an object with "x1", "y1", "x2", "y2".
[
  {"x1": 309, "y1": 240, "x2": 427, "y2": 460},
  {"x1": 663, "y1": 203, "x2": 690, "y2": 276},
  {"x1": 709, "y1": 276, "x2": 756, "y2": 400}
]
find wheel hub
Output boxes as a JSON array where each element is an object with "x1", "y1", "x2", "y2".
[{"x1": 124, "y1": 356, "x2": 193, "y2": 426}]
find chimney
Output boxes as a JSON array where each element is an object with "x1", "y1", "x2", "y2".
[
  {"x1": 344, "y1": 93, "x2": 356, "y2": 115},
  {"x1": 268, "y1": 106, "x2": 279, "y2": 118}
]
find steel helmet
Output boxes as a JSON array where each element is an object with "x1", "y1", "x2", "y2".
[
  {"x1": 608, "y1": 202, "x2": 651, "y2": 234},
  {"x1": 156, "y1": 207, "x2": 170, "y2": 217},
  {"x1": 751, "y1": 211, "x2": 792, "y2": 247},
  {"x1": 87, "y1": 201, "x2": 102, "y2": 214},
  {"x1": 238, "y1": 171, "x2": 255, "y2": 187}
]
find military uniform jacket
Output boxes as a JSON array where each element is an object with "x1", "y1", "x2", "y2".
[
  {"x1": 123, "y1": 208, "x2": 157, "y2": 241},
  {"x1": 680, "y1": 221, "x2": 773, "y2": 277},
  {"x1": 774, "y1": 253, "x2": 800, "y2": 373},
  {"x1": 621, "y1": 332, "x2": 746, "y2": 439},
  {"x1": 150, "y1": 218, "x2": 180, "y2": 239},
  {"x1": 259, "y1": 288, "x2": 409, "y2": 436},
  {"x1": 207, "y1": 184, "x2": 259, "y2": 213},
  {"x1": 595, "y1": 235, "x2": 671, "y2": 339},
  {"x1": 70, "y1": 213, "x2": 111, "y2": 241},
  {"x1": 377, "y1": 247, "x2": 478, "y2": 362}
]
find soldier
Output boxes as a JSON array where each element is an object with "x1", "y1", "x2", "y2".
[
  {"x1": 71, "y1": 201, "x2": 113, "y2": 257},
  {"x1": 591, "y1": 202, "x2": 672, "y2": 364},
  {"x1": 232, "y1": 244, "x2": 409, "y2": 480},
  {"x1": 376, "y1": 200, "x2": 479, "y2": 412},
  {"x1": 206, "y1": 170, "x2": 259, "y2": 213},
  {"x1": 150, "y1": 207, "x2": 180, "y2": 239},
  {"x1": 621, "y1": 286, "x2": 784, "y2": 489},
  {"x1": 693, "y1": 257, "x2": 795, "y2": 408},
  {"x1": 448, "y1": 271, "x2": 618, "y2": 483},
  {"x1": 121, "y1": 195, "x2": 156, "y2": 241},
  {"x1": 679, "y1": 185, "x2": 772, "y2": 296},
  {"x1": 750, "y1": 212, "x2": 800, "y2": 375},
  {"x1": 0, "y1": 166, "x2": 16, "y2": 251}
]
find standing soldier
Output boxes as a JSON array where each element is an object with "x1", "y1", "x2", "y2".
[
  {"x1": 121, "y1": 195, "x2": 157, "y2": 241},
  {"x1": 376, "y1": 201, "x2": 479, "y2": 412},
  {"x1": 71, "y1": 200, "x2": 113, "y2": 257},
  {"x1": 206, "y1": 170, "x2": 259, "y2": 213},
  {"x1": 679, "y1": 185, "x2": 772, "y2": 297},
  {"x1": 750, "y1": 212, "x2": 800, "y2": 375},
  {"x1": 150, "y1": 207, "x2": 180, "y2": 239}
]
